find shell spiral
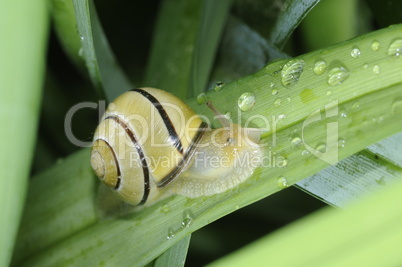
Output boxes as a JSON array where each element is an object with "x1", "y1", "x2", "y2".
[{"x1": 91, "y1": 88, "x2": 206, "y2": 205}]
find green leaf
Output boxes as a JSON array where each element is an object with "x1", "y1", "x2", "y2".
[
  {"x1": 209, "y1": 173, "x2": 402, "y2": 266},
  {"x1": 72, "y1": 0, "x2": 132, "y2": 101},
  {"x1": 0, "y1": 0, "x2": 48, "y2": 266},
  {"x1": 13, "y1": 24, "x2": 402, "y2": 266},
  {"x1": 153, "y1": 235, "x2": 191, "y2": 267},
  {"x1": 12, "y1": 149, "x2": 97, "y2": 265},
  {"x1": 212, "y1": 16, "x2": 288, "y2": 82},
  {"x1": 368, "y1": 132, "x2": 402, "y2": 168},
  {"x1": 144, "y1": 0, "x2": 203, "y2": 98},
  {"x1": 188, "y1": 0, "x2": 232, "y2": 96},
  {"x1": 297, "y1": 149, "x2": 402, "y2": 207},
  {"x1": 297, "y1": 131, "x2": 402, "y2": 208},
  {"x1": 49, "y1": 0, "x2": 86, "y2": 73},
  {"x1": 300, "y1": 0, "x2": 361, "y2": 50},
  {"x1": 269, "y1": 0, "x2": 320, "y2": 48}
]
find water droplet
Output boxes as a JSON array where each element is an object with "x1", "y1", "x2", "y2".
[
  {"x1": 181, "y1": 217, "x2": 192, "y2": 228},
  {"x1": 350, "y1": 47, "x2": 361, "y2": 58},
  {"x1": 291, "y1": 136, "x2": 302, "y2": 145},
  {"x1": 327, "y1": 67, "x2": 350, "y2": 86},
  {"x1": 286, "y1": 97, "x2": 291, "y2": 101},
  {"x1": 313, "y1": 60, "x2": 327, "y2": 75},
  {"x1": 274, "y1": 98, "x2": 282, "y2": 107},
  {"x1": 161, "y1": 204, "x2": 170, "y2": 214},
  {"x1": 272, "y1": 89, "x2": 279, "y2": 95},
  {"x1": 338, "y1": 139, "x2": 346, "y2": 148},
  {"x1": 372, "y1": 65, "x2": 380, "y2": 74},
  {"x1": 80, "y1": 36, "x2": 84, "y2": 41},
  {"x1": 281, "y1": 59, "x2": 305, "y2": 87},
  {"x1": 316, "y1": 144, "x2": 326, "y2": 153},
  {"x1": 391, "y1": 99, "x2": 402, "y2": 115},
  {"x1": 167, "y1": 228, "x2": 175, "y2": 240},
  {"x1": 301, "y1": 150, "x2": 310, "y2": 156},
  {"x1": 363, "y1": 63, "x2": 369, "y2": 69},
  {"x1": 269, "y1": 82, "x2": 275, "y2": 88},
  {"x1": 78, "y1": 47, "x2": 84, "y2": 57},
  {"x1": 214, "y1": 81, "x2": 224, "y2": 92},
  {"x1": 277, "y1": 176, "x2": 290, "y2": 189},
  {"x1": 326, "y1": 90, "x2": 332, "y2": 96},
  {"x1": 351, "y1": 101, "x2": 360, "y2": 111},
  {"x1": 278, "y1": 114, "x2": 286, "y2": 119},
  {"x1": 387, "y1": 39, "x2": 402, "y2": 57},
  {"x1": 371, "y1": 41, "x2": 380, "y2": 51},
  {"x1": 238, "y1": 92, "x2": 256, "y2": 111},
  {"x1": 197, "y1": 93, "x2": 208, "y2": 104},
  {"x1": 281, "y1": 158, "x2": 289, "y2": 167},
  {"x1": 340, "y1": 110, "x2": 348, "y2": 118}
]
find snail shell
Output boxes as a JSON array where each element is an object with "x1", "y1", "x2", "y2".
[{"x1": 91, "y1": 87, "x2": 262, "y2": 206}]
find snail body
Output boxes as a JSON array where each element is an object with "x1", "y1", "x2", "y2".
[{"x1": 91, "y1": 87, "x2": 262, "y2": 206}]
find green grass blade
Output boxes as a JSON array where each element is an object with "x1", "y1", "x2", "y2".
[
  {"x1": 297, "y1": 131, "x2": 402, "y2": 208},
  {"x1": 188, "y1": 0, "x2": 232, "y2": 96},
  {"x1": 13, "y1": 24, "x2": 402, "y2": 266},
  {"x1": 144, "y1": 0, "x2": 202, "y2": 98},
  {"x1": 72, "y1": 0, "x2": 132, "y2": 101},
  {"x1": 0, "y1": 1, "x2": 48, "y2": 265},
  {"x1": 12, "y1": 150, "x2": 97, "y2": 265},
  {"x1": 153, "y1": 235, "x2": 191, "y2": 267},
  {"x1": 368, "y1": 132, "x2": 402, "y2": 168},
  {"x1": 49, "y1": 0, "x2": 86, "y2": 73},
  {"x1": 212, "y1": 16, "x2": 289, "y2": 83},
  {"x1": 269, "y1": 0, "x2": 320, "y2": 48},
  {"x1": 143, "y1": 0, "x2": 220, "y2": 261},
  {"x1": 297, "y1": 149, "x2": 402, "y2": 207},
  {"x1": 300, "y1": 0, "x2": 360, "y2": 50},
  {"x1": 209, "y1": 174, "x2": 402, "y2": 266}
]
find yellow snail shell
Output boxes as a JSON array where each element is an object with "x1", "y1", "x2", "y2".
[{"x1": 91, "y1": 87, "x2": 262, "y2": 206}]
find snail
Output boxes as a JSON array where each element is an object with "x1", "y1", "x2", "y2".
[{"x1": 91, "y1": 87, "x2": 262, "y2": 206}]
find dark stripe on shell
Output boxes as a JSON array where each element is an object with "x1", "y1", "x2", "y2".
[
  {"x1": 105, "y1": 115, "x2": 150, "y2": 205},
  {"x1": 157, "y1": 121, "x2": 208, "y2": 188},
  {"x1": 98, "y1": 138, "x2": 122, "y2": 190},
  {"x1": 131, "y1": 88, "x2": 184, "y2": 154}
]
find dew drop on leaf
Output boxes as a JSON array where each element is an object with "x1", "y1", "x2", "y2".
[
  {"x1": 315, "y1": 144, "x2": 327, "y2": 153},
  {"x1": 291, "y1": 136, "x2": 301, "y2": 145},
  {"x1": 161, "y1": 204, "x2": 170, "y2": 214},
  {"x1": 167, "y1": 228, "x2": 175, "y2": 240},
  {"x1": 372, "y1": 65, "x2": 380, "y2": 75},
  {"x1": 350, "y1": 47, "x2": 361, "y2": 58},
  {"x1": 197, "y1": 93, "x2": 208, "y2": 104},
  {"x1": 338, "y1": 139, "x2": 346, "y2": 148},
  {"x1": 274, "y1": 98, "x2": 282, "y2": 107},
  {"x1": 214, "y1": 81, "x2": 224, "y2": 92},
  {"x1": 371, "y1": 41, "x2": 380, "y2": 51},
  {"x1": 281, "y1": 59, "x2": 305, "y2": 87},
  {"x1": 238, "y1": 92, "x2": 256, "y2": 111},
  {"x1": 313, "y1": 60, "x2": 327, "y2": 75},
  {"x1": 391, "y1": 99, "x2": 402, "y2": 115},
  {"x1": 277, "y1": 176, "x2": 290, "y2": 189},
  {"x1": 327, "y1": 67, "x2": 350, "y2": 86},
  {"x1": 387, "y1": 39, "x2": 402, "y2": 57}
]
